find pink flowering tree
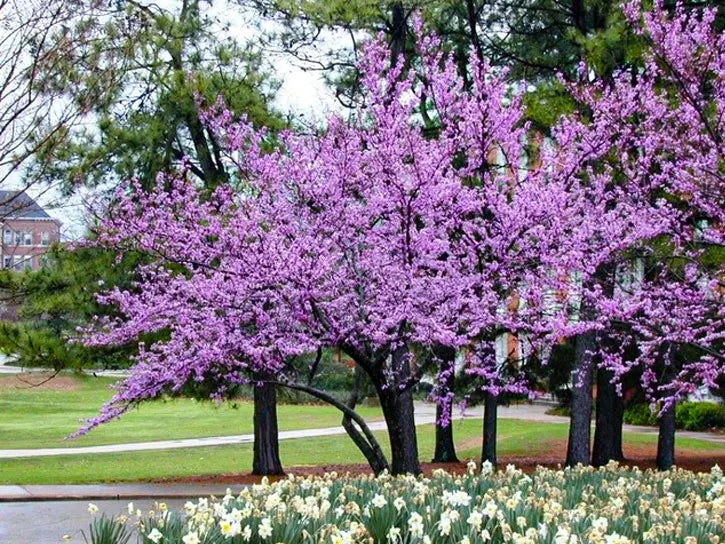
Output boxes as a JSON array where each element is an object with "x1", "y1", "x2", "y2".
[
  {"x1": 81, "y1": 24, "x2": 599, "y2": 475},
  {"x1": 552, "y1": 0, "x2": 725, "y2": 468}
]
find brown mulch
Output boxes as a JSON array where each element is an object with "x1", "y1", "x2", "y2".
[
  {"x1": 154, "y1": 439, "x2": 725, "y2": 486},
  {"x1": 0, "y1": 373, "x2": 79, "y2": 391}
]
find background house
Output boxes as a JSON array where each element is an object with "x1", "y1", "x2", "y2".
[{"x1": 0, "y1": 190, "x2": 61, "y2": 271}]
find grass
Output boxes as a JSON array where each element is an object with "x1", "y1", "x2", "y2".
[
  {"x1": 0, "y1": 418, "x2": 720, "y2": 484},
  {"x1": 0, "y1": 374, "x2": 721, "y2": 485},
  {"x1": 0, "y1": 373, "x2": 382, "y2": 449}
]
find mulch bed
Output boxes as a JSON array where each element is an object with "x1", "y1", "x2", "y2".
[{"x1": 0, "y1": 373, "x2": 79, "y2": 391}]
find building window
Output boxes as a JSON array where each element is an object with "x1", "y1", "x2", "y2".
[
  {"x1": 3, "y1": 229, "x2": 11, "y2": 245},
  {"x1": 3, "y1": 256, "x2": 11, "y2": 268},
  {"x1": 24, "y1": 257, "x2": 33, "y2": 270},
  {"x1": 41, "y1": 231, "x2": 49, "y2": 246},
  {"x1": 14, "y1": 231, "x2": 22, "y2": 245},
  {"x1": 23, "y1": 231, "x2": 32, "y2": 246},
  {"x1": 12, "y1": 256, "x2": 23, "y2": 270}
]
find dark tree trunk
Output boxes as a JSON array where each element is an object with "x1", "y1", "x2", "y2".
[
  {"x1": 252, "y1": 381, "x2": 284, "y2": 475},
  {"x1": 378, "y1": 388, "x2": 420, "y2": 474},
  {"x1": 343, "y1": 365, "x2": 390, "y2": 474},
  {"x1": 592, "y1": 367, "x2": 625, "y2": 467},
  {"x1": 376, "y1": 344, "x2": 421, "y2": 475},
  {"x1": 656, "y1": 399, "x2": 677, "y2": 470},
  {"x1": 481, "y1": 391, "x2": 498, "y2": 467},
  {"x1": 565, "y1": 330, "x2": 596, "y2": 466},
  {"x1": 613, "y1": 392, "x2": 624, "y2": 459},
  {"x1": 272, "y1": 378, "x2": 390, "y2": 474},
  {"x1": 432, "y1": 402, "x2": 459, "y2": 463},
  {"x1": 390, "y1": 3, "x2": 406, "y2": 66},
  {"x1": 465, "y1": 0, "x2": 484, "y2": 61},
  {"x1": 432, "y1": 346, "x2": 459, "y2": 463}
]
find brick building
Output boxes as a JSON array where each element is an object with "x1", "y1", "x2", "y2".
[{"x1": 0, "y1": 190, "x2": 61, "y2": 271}]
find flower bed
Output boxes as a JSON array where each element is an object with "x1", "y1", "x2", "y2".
[{"x1": 85, "y1": 462, "x2": 725, "y2": 544}]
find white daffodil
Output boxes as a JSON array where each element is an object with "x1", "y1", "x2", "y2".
[
  {"x1": 87, "y1": 503, "x2": 99, "y2": 515},
  {"x1": 592, "y1": 517, "x2": 608, "y2": 533},
  {"x1": 387, "y1": 526, "x2": 401, "y2": 542},
  {"x1": 408, "y1": 512, "x2": 425, "y2": 538},
  {"x1": 467, "y1": 510, "x2": 483, "y2": 530},
  {"x1": 146, "y1": 528, "x2": 163, "y2": 544},
  {"x1": 258, "y1": 518, "x2": 273, "y2": 540},
  {"x1": 372, "y1": 494, "x2": 388, "y2": 508},
  {"x1": 181, "y1": 531, "x2": 200, "y2": 544}
]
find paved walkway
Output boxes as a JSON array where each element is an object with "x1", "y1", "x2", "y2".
[
  {"x1": 0, "y1": 498, "x2": 191, "y2": 544},
  {"x1": 1, "y1": 403, "x2": 721, "y2": 461},
  {"x1": 0, "y1": 363, "x2": 129, "y2": 378},
  {"x1": 0, "y1": 483, "x2": 240, "y2": 502}
]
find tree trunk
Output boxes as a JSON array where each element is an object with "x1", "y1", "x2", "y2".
[
  {"x1": 270, "y1": 379, "x2": 390, "y2": 474},
  {"x1": 252, "y1": 381, "x2": 284, "y2": 475},
  {"x1": 433, "y1": 401, "x2": 459, "y2": 463},
  {"x1": 613, "y1": 392, "x2": 624, "y2": 459},
  {"x1": 565, "y1": 330, "x2": 596, "y2": 466},
  {"x1": 432, "y1": 345, "x2": 459, "y2": 463},
  {"x1": 376, "y1": 344, "x2": 421, "y2": 475},
  {"x1": 343, "y1": 365, "x2": 390, "y2": 474},
  {"x1": 390, "y1": 2, "x2": 406, "y2": 66},
  {"x1": 656, "y1": 399, "x2": 677, "y2": 470},
  {"x1": 592, "y1": 367, "x2": 625, "y2": 467},
  {"x1": 481, "y1": 391, "x2": 498, "y2": 467}
]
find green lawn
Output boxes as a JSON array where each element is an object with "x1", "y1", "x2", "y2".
[
  {"x1": 0, "y1": 374, "x2": 721, "y2": 484},
  {"x1": 0, "y1": 373, "x2": 382, "y2": 449},
  {"x1": 0, "y1": 418, "x2": 720, "y2": 484}
]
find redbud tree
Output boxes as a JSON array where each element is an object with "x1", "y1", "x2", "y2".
[
  {"x1": 556, "y1": 0, "x2": 725, "y2": 404},
  {"x1": 81, "y1": 23, "x2": 589, "y2": 475}
]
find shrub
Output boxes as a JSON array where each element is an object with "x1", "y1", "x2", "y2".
[
  {"x1": 623, "y1": 403, "x2": 659, "y2": 427},
  {"x1": 676, "y1": 402, "x2": 725, "y2": 431},
  {"x1": 79, "y1": 464, "x2": 725, "y2": 544},
  {"x1": 624, "y1": 401, "x2": 725, "y2": 431}
]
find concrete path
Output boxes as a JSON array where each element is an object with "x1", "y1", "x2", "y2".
[
  {"x1": 0, "y1": 363, "x2": 129, "y2": 378},
  {"x1": 0, "y1": 498, "x2": 191, "y2": 544},
  {"x1": 0, "y1": 483, "x2": 241, "y2": 502},
  {"x1": 0, "y1": 403, "x2": 721, "y2": 460}
]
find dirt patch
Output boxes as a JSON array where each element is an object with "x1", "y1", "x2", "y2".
[
  {"x1": 0, "y1": 373, "x2": 80, "y2": 391},
  {"x1": 155, "y1": 441, "x2": 725, "y2": 486}
]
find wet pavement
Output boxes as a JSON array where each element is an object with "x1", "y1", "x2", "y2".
[{"x1": 0, "y1": 498, "x2": 188, "y2": 544}]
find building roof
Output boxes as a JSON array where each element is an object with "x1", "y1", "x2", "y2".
[{"x1": 0, "y1": 190, "x2": 53, "y2": 220}]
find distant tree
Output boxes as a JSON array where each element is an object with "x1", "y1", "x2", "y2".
[{"x1": 0, "y1": 0, "x2": 112, "y2": 216}]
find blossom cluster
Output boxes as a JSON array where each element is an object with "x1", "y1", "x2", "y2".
[
  {"x1": 86, "y1": 463, "x2": 725, "y2": 544},
  {"x1": 79, "y1": 0, "x2": 724, "y2": 444}
]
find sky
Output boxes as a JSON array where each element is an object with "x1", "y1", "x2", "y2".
[{"x1": 8, "y1": 0, "x2": 350, "y2": 240}]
